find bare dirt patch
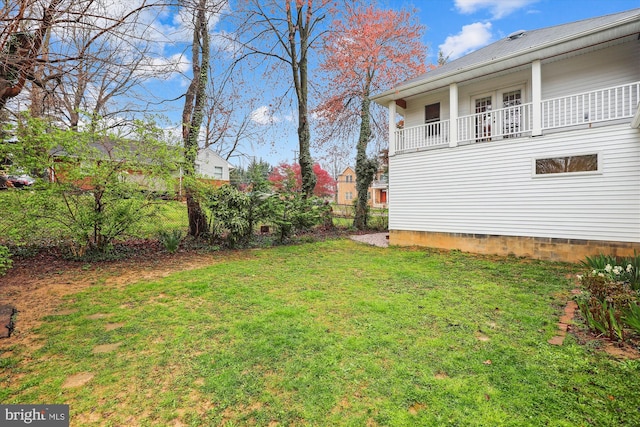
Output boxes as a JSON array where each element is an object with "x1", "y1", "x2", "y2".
[
  {"x1": 62, "y1": 372, "x2": 95, "y2": 388},
  {"x1": 0, "y1": 246, "x2": 223, "y2": 356}
]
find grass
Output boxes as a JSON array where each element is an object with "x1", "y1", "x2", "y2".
[{"x1": 2, "y1": 239, "x2": 640, "y2": 426}]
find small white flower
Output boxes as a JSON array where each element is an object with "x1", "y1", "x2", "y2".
[
  {"x1": 592, "y1": 269, "x2": 597, "y2": 275},
  {"x1": 576, "y1": 274, "x2": 583, "y2": 280},
  {"x1": 613, "y1": 266, "x2": 623, "y2": 275},
  {"x1": 598, "y1": 272, "x2": 605, "y2": 277},
  {"x1": 605, "y1": 264, "x2": 612, "y2": 273},
  {"x1": 627, "y1": 264, "x2": 634, "y2": 273}
]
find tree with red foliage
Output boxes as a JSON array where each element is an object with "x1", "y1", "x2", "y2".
[
  {"x1": 268, "y1": 162, "x2": 336, "y2": 198},
  {"x1": 315, "y1": 4, "x2": 427, "y2": 229}
]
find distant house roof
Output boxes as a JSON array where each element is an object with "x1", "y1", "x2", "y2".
[
  {"x1": 51, "y1": 138, "x2": 181, "y2": 164},
  {"x1": 372, "y1": 8, "x2": 640, "y2": 105},
  {"x1": 338, "y1": 166, "x2": 355, "y2": 176}
]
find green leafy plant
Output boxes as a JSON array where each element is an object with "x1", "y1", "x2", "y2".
[
  {"x1": 157, "y1": 230, "x2": 183, "y2": 253},
  {"x1": 576, "y1": 259, "x2": 639, "y2": 341},
  {"x1": 208, "y1": 185, "x2": 253, "y2": 248},
  {"x1": 623, "y1": 303, "x2": 640, "y2": 335},
  {"x1": 0, "y1": 245, "x2": 12, "y2": 276},
  {"x1": 581, "y1": 252, "x2": 639, "y2": 290},
  {"x1": 1, "y1": 114, "x2": 178, "y2": 255},
  {"x1": 266, "y1": 192, "x2": 328, "y2": 243}
]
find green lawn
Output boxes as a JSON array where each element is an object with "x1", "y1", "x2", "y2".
[{"x1": 2, "y1": 239, "x2": 639, "y2": 426}]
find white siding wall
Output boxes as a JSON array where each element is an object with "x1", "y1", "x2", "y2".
[
  {"x1": 389, "y1": 125, "x2": 640, "y2": 243},
  {"x1": 403, "y1": 90, "x2": 449, "y2": 128},
  {"x1": 542, "y1": 39, "x2": 640, "y2": 99}
]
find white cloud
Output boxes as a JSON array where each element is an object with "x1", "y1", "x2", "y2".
[
  {"x1": 439, "y1": 22, "x2": 493, "y2": 60},
  {"x1": 454, "y1": 0, "x2": 539, "y2": 19},
  {"x1": 250, "y1": 106, "x2": 296, "y2": 125},
  {"x1": 250, "y1": 106, "x2": 279, "y2": 125}
]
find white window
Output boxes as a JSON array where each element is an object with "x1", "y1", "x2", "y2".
[{"x1": 213, "y1": 166, "x2": 223, "y2": 179}]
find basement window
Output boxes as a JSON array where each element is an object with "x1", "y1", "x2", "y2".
[{"x1": 534, "y1": 154, "x2": 599, "y2": 175}]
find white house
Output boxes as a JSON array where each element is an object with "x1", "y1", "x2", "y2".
[
  {"x1": 195, "y1": 147, "x2": 233, "y2": 181},
  {"x1": 372, "y1": 8, "x2": 640, "y2": 262}
]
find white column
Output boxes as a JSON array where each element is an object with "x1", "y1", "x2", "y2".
[
  {"x1": 388, "y1": 101, "x2": 397, "y2": 156},
  {"x1": 532, "y1": 60, "x2": 542, "y2": 136},
  {"x1": 449, "y1": 83, "x2": 458, "y2": 147}
]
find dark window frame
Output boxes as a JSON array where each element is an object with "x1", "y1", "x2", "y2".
[
  {"x1": 425, "y1": 102, "x2": 441, "y2": 136},
  {"x1": 534, "y1": 154, "x2": 599, "y2": 176}
]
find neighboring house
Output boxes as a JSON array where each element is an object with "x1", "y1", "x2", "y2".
[
  {"x1": 336, "y1": 166, "x2": 357, "y2": 206},
  {"x1": 336, "y1": 160, "x2": 389, "y2": 209},
  {"x1": 175, "y1": 148, "x2": 233, "y2": 198},
  {"x1": 195, "y1": 147, "x2": 233, "y2": 182},
  {"x1": 51, "y1": 141, "x2": 233, "y2": 193},
  {"x1": 372, "y1": 9, "x2": 640, "y2": 262}
]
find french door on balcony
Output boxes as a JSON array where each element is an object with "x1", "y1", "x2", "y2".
[
  {"x1": 475, "y1": 96, "x2": 492, "y2": 141},
  {"x1": 502, "y1": 89, "x2": 522, "y2": 138}
]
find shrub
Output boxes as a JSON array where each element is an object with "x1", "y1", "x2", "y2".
[
  {"x1": 0, "y1": 245, "x2": 12, "y2": 276},
  {"x1": 157, "y1": 230, "x2": 183, "y2": 253},
  {"x1": 1, "y1": 114, "x2": 177, "y2": 255},
  {"x1": 208, "y1": 185, "x2": 254, "y2": 248},
  {"x1": 266, "y1": 193, "x2": 328, "y2": 243}
]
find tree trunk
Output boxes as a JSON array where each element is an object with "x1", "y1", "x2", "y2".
[
  {"x1": 297, "y1": 99, "x2": 315, "y2": 198},
  {"x1": 354, "y1": 93, "x2": 377, "y2": 230},
  {"x1": 287, "y1": 2, "x2": 316, "y2": 198},
  {"x1": 182, "y1": 0, "x2": 210, "y2": 238}
]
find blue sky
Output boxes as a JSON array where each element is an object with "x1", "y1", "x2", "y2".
[
  {"x1": 407, "y1": 0, "x2": 639, "y2": 63},
  {"x1": 147, "y1": 0, "x2": 639, "y2": 170}
]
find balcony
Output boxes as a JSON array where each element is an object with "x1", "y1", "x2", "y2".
[
  {"x1": 371, "y1": 176, "x2": 388, "y2": 189},
  {"x1": 393, "y1": 81, "x2": 640, "y2": 154}
]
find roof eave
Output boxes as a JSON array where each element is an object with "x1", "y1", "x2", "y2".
[{"x1": 372, "y1": 15, "x2": 640, "y2": 106}]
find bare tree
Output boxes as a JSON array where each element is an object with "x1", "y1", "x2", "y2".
[
  {"x1": 1, "y1": 0, "x2": 176, "y2": 119},
  {"x1": 54, "y1": 12, "x2": 181, "y2": 131},
  {"x1": 202, "y1": 68, "x2": 263, "y2": 161},
  {"x1": 234, "y1": 0, "x2": 337, "y2": 198},
  {"x1": 0, "y1": 0, "x2": 63, "y2": 110}
]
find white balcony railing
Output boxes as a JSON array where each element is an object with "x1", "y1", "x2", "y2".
[
  {"x1": 394, "y1": 120, "x2": 449, "y2": 152},
  {"x1": 542, "y1": 82, "x2": 640, "y2": 129},
  {"x1": 393, "y1": 81, "x2": 640, "y2": 154},
  {"x1": 457, "y1": 103, "x2": 533, "y2": 144}
]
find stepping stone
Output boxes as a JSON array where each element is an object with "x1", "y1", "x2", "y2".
[
  {"x1": 0, "y1": 305, "x2": 16, "y2": 338},
  {"x1": 62, "y1": 372, "x2": 94, "y2": 388},
  {"x1": 105, "y1": 323, "x2": 125, "y2": 331},
  {"x1": 86, "y1": 313, "x2": 111, "y2": 320},
  {"x1": 475, "y1": 332, "x2": 490, "y2": 342},
  {"x1": 92, "y1": 342, "x2": 122, "y2": 354}
]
